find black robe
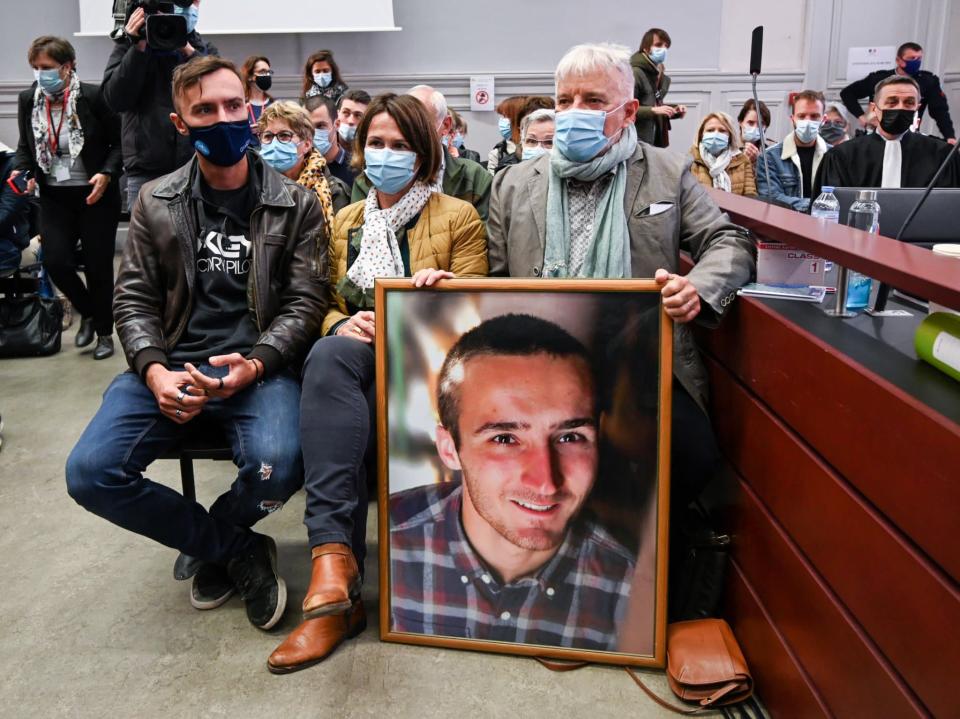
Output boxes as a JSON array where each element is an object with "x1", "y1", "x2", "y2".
[{"x1": 813, "y1": 132, "x2": 960, "y2": 198}]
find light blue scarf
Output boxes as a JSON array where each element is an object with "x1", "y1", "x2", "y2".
[{"x1": 543, "y1": 124, "x2": 638, "y2": 278}]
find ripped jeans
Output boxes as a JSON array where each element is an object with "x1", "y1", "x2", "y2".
[{"x1": 66, "y1": 365, "x2": 303, "y2": 565}]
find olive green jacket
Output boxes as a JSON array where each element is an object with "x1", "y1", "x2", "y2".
[{"x1": 631, "y1": 51, "x2": 672, "y2": 147}]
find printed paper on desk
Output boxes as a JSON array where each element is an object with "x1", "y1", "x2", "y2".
[{"x1": 756, "y1": 241, "x2": 826, "y2": 287}]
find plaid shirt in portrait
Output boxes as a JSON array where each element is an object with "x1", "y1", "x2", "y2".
[{"x1": 389, "y1": 482, "x2": 635, "y2": 651}]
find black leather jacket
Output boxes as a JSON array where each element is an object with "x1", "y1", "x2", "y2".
[{"x1": 114, "y1": 151, "x2": 329, "y2": 377}]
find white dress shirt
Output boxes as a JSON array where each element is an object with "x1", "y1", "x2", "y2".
[{"x1": 881, "y1": 132, "x2": 908, "y2": 188}]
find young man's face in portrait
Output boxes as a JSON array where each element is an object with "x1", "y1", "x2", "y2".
[{"x1": 436, "y1": 352, "x2": 598, "y2": 553}]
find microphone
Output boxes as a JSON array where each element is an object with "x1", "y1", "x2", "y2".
[
  {"x1": 749, "y1": 27, "x2": 772, "y2": 197},
  {"x1": 871, "y1": 137, "x2": 960, "y2": 312},
  {"x1": 750, "y1": 27, "x2": 763, "y2": 76}
]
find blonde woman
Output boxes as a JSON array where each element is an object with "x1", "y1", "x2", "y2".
[
  {"x1": 257, "y1": 101, "x2": 350, "y2": 231},
  {"x1": 688, "y1": 112, "x2": 757, "y2": 196}
]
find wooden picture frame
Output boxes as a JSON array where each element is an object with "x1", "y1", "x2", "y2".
[{"x1": 375, "y1": 278, "x2": 672, "y2": 668}]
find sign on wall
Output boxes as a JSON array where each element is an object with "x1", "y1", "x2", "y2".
[
  {"x1": 470, "y1": 75, "x2": 495, "y2": 112},
  {"x1": 846, "y1": 46, "x2": 896, "y2": 82}
]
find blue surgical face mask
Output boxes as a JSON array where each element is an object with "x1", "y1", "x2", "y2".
[
  {"x1": 794, "y1": 119, "x2": 822, "y2": 144},
  {"x1": 452, "y1": 132, "x2": 464, "y2": 149},
  {"x1": 186, "y1": 119, "x2": 254, "y2": 167},
  {"x1": 313, "y1": 128, "x2": 332, "y2": 155},
  {"x1": 441, "y1": 134, "x2": 450, "y2": 147},
  {"x1": 34, "y1": 67, "x2": 65, "y2": 95},
  {"x1": 700, "y1": 131, "x2": 730, "y2": 156},
  {"x1": 260, "y1": 138, "x2": 302, "y2": 172},
  {"x1": 498, "y1": 116, "x2": 512, "y2": 140},
  {"x1": 903, "y1": 57, "x2": 922, "y2": 76},
  {"x1": 741, "y1": 124, "x2": 761, "y2": 143},
  {"x1": 174, "y1": 3, "x2": 199, "y2": 33},
  {"x1": 364, "y1": 147, "x2": 417, "y2": 194},
  {"x1": 554, "y1": 101, "x2": 627, "y2": 163},
  {"x1": 313, "y1": 71, "x2": 333, "y2": 88},
  {"x1": 522, "y1": 146, "x2": 547, "y2": 161},
  {"x1": 338, "y1": 123, "x2": 356, "y2": 142},
  {"x1": 649, "y1": 47, "x2": 668, "y2": 65}
]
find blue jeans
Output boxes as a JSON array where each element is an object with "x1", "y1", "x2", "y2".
[{"x1": 66, "y1": 366, "x2": 304, "y2": 565}]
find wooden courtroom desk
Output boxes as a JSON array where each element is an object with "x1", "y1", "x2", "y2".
[{"x1": 692, "y1": 192, "x2": 960, "y2": 719}]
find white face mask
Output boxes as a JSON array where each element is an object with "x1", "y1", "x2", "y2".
[{"x1": 313, "y1": 71, "x2": 333, "y2": 88}]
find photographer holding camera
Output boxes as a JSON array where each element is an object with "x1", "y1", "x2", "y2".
[{"x1": 102, "y1": 0, "x2": 218, "y2": 208}]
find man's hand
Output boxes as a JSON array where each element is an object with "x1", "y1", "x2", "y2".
[
  {"x1": 947, "y1": 138, "x2": 957, "y2": 146},
  {"x1": 411, "y1": 268, "x2": 455, "y2": 288},
  {"x1": 651, "y1": 105, "x2": 677, "y2": 118},
  {"x1": 145, "y1": 364, "x2": 208, "y2": 424},
  {"x1": 655, "y1": 268, "x2": 701, "y2": 324},
  {"x1": 86, "y1": 173, "x2": 110, "y2": 205},
  {"x1": 742, "y1": 143, "x2": 760, "y2": 163},
  {"x1": 184, "y1": 354, "x2": 260, "y2": 399},
  {"x1": 124, "y1": 7, "x2": 148, "y2": 51},
  {"x1": 858, "y1": 112, "x2": 877, "y2": 130},
  {"x1": 182, "y1": 42, "x2": 195, "y2": 57},
  {"x1": 336, "y1": 310, "x2": 375, "y2": 343}
]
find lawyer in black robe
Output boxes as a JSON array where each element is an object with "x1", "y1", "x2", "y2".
[{"x1": 813, "y1": 132, "x2": 960, "y2": 198}]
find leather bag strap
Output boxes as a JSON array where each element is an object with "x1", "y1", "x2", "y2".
[{"x1": 625, "y1": 667, "x2": 714, "y2": 716}]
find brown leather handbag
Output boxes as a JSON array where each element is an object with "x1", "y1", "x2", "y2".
[{"x1": 626, "y1": 618, "x2": 754, "y2": 714}]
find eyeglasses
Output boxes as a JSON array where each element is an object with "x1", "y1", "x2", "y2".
[
  {"x1": 260, "y1": 130, "x2": 296, "y2": 144},
  {"x1": 254, "y1": 70, "x2": 274, "y2": 77},
  {"x1": 522, "y1": 137, "x2": 554, "y2": 149}
]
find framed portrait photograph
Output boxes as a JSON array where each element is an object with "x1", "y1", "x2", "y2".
[{"x1": 376, "y1": 279, "x2": 672, "y2": 668}]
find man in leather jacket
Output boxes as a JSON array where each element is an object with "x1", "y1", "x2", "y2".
[{"x1": 66, "y1": 56, "x2": 328, "y2": 633}]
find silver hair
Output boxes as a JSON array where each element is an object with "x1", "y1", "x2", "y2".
[
  {"x1": 555, "y1": 43, "x2": 634, "y2": 103},
  {"x1": 520, "y1": 108, "x2": 556, "y2": 140},
  {"x1": 408, "y1": 84, "x2": 448, "y2": 125}
]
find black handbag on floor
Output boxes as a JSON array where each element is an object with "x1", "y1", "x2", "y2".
[{"x1": 0, "y1": 268, "x2": 63, "y2": 358}]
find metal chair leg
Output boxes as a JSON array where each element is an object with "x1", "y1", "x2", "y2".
[{"x1": 179, "y1": 456, "x2": 196, "y2": 502}]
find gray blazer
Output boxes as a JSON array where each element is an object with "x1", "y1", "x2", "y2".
[{"x1": 487, "y1": 145, "x2": 755, "y2": 411}]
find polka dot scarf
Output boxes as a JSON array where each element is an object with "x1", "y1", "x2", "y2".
[{"x1": 343, "y1": 181, "x2": 435, "y2": 301}]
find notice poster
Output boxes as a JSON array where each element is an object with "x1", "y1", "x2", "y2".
[
  {"x1": 470, "y1": 75, "x2": 495, "y2": 112},
  {"x1": 846, "y1": 46, "x2": 896, "y2": 81}
]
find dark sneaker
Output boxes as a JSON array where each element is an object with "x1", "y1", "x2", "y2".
[
  {"x1": 227, "y1": 533, "x2": 287, "y2": 630},
  {"x1": 93, "y1": 336, "x2": 114, "y2": 360},
  {"x1": 190, "y1": 562, "x2": 235, "y2": 610}
]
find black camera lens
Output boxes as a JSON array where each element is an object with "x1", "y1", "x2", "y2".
[{"x1": 145, "y1": 13, "x2": 188, "y2": 52}]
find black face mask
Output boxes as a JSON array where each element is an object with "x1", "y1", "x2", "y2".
[
  {"x1": 819, "y1": 121, "x2": 846, "y2": 144},
  {"x1": 254, "y1": 75, "x2": 272, "y2": 92},
  {"x1": 880, "y1": 108, "x2": 915, "y2": 136}
]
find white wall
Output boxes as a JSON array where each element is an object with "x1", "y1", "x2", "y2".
[{"x1": 0, "y1": 0, "x2": 956, "y2": 156}]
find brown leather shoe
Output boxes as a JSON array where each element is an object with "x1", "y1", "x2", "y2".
[
  {"x1": 302, "y1": 543, "x2": 360, "y2": 619},
  {"x1": 267, "y1": 602, "x2": 367, "y2": 674}
]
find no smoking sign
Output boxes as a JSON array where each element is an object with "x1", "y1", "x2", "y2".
[{"x1": 470, "y1": 76, "x2": 495, "y2": 111}]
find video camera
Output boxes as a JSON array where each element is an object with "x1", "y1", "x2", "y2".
[{"x1": 124, "y1": 0, "x2": 194, "y2": 53}]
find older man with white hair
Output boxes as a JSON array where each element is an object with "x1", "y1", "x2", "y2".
[
  {"x1": 350, "y1": 85, "x2": 492, "y2": 220},
  {"x1": 489, "y1": 43, "x2": 755, "y2": 526}
]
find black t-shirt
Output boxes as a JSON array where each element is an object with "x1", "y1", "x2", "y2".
[
  {"x1": 168, "y1": 169, "x2": 259, "y2": 366},
  {"x1": 796, "y1": 144, "x2": 815, "y2": 199}
]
